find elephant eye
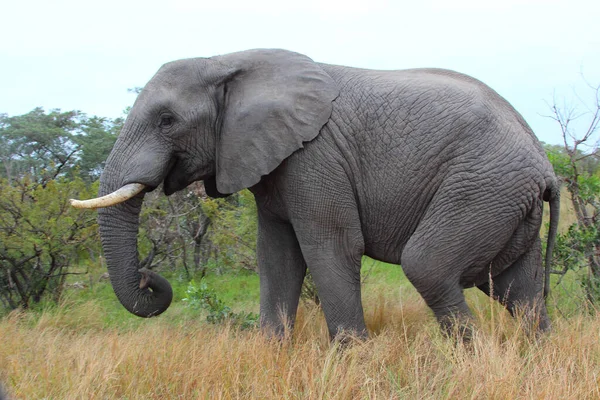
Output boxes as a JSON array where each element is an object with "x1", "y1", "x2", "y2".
[{"x1": 159, "y1": 114, "x2": 174, "y2": 128}]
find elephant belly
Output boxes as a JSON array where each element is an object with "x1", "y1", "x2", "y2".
[
  {"x1": 364, "y1": 244, "x2": 405, "y2": 266},
  {"x1": 360, "y1": 197, "x2": 430, "y2": 266}
]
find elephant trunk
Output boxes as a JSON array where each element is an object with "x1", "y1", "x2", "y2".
[{"x1": 97, "y1": 163, "x2": 173, "y2": 317}]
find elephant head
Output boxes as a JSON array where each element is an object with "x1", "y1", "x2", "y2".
[{"x1": 72, "y1": 49, "x2": 339, "y2": 317}]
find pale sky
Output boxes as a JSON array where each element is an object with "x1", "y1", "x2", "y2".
[{"x1": 1, "y1": 0, "x2": 598, "y2": 144}]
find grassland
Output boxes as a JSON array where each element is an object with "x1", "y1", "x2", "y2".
[{"x1": 1, "y1": 261, "x2": 600, "y2": 399}]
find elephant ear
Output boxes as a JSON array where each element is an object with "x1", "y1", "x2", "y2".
[{"x1": 213, "y1": 49, "x2": 339, "y2": 194}]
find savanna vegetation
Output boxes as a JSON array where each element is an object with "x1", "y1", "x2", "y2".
[{"x1": 1, "y1": 83, "x2": 599, "y2": 398}]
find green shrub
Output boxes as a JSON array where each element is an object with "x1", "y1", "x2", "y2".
[{"x1": 182, "y1": 279, "x2": 258, "y2": 329}]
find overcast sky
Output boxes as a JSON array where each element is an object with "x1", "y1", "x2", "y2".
[{"x1": 1, "y1": 0, "x2": 598, "y2": 144}]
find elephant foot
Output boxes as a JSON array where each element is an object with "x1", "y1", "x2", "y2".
[
  {"x1": 438, "y1": 313, "x2": 476, "y2": 345},
  {"x1": 332, "y1": 327, "x2": 368, "y2": 345}
]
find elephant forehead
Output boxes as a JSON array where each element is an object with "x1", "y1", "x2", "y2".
[
  {"x1": 136, "y1": 75, "x2": 211, "y2": 114},
  {"x1": 154, "y1": 57, "x2": 229, "y2": 87},
  {"x1": 156, "y1": 58, "x2": 201, "y2": 79}
]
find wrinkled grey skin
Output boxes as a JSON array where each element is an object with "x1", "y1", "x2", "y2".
[{"x1": 98, "y1": 49, "x2": 559, "y2": 338}]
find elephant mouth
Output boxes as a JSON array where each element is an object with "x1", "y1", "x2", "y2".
[
  {"x1": 163, "y1": 157, "x2": 193, "y2": 196},
  {"x1": 163, "y1": 167, "x2": 186, "y2": 196},
  {"x1": 163, "y1": 155, "x2": 215, "y2": 196},
  {"x1": 70, "y1": 155, "x2": 211, "y2": 208},
  {"x1": 70, "y1": 158, "x2": 177, "y2": 209}
]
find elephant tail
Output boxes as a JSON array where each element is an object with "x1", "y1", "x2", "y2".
[{"x1": 543, "y1": 184, "x2": 560, "y2": 299}]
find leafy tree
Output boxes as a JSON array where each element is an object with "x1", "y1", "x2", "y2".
[
  {"x1": 0, "y1": 108, "x2": 119, "y2": 185},
  {"x1": 0, "y1": 176, "x2": 99, "y2": 310},
  {"x1": 0, "y1": 108, "x2": 80, "y2": 184},
  {"x1": 201, "y1": 190, "x2": 258, "y2": 273},
  {"x1": 0, "y1": 108, "x2": 118, "y2": 312},
  {"x1": 73, "y1": 116, "x2": 120, "y2": 181}
]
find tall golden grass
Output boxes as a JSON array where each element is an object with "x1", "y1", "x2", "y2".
[{"x1": 1, "y1": 289, "x2": 599, "y2": 399}]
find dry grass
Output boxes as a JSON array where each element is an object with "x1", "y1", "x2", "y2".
[{"x1": 1, "y1": 290, "x2": 600, "y2": 400}]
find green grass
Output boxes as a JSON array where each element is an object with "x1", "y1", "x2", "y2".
[
  {"x1": 18, "y1": 259, "x2": 406, "y2": 333},
  {"x1": 362, "y1": 257, "x2": 408, "y2": 286},
  {"x1": 21, "y1": 266, "x2": 261, "y2": 331},
  {"x1": 201, "y1": 269, "x2": 260, "y2": 312},
  {"x1": 21, "y1": 254, "x2": 587, "y2": 332}
]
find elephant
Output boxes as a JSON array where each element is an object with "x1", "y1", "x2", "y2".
[{"x1": 72, "y1": 49, "x2": 559, "y2": 339}]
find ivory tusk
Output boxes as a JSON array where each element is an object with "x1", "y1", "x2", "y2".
[{"x1": 70, "y1": 183, "x2": 146, "y2": 209}]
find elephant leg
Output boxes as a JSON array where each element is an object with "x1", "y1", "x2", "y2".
[
  {"x1": 478, "y1": 237, "x2": 550, "y2": 333},
  {"x1": 257, "y1": 209, "x2": 307, "y2": 337},
  {"x1": 401, "y1": 223, "x2": 479, "y2": 336},
  {"x1": 401, "y1": 247, "x2": 473, "y2": 336},
  {"x1": 295, "y1": 225, "x2": 367, "y2": 341},
  {"x1": 400, "y1": 180, "x2": 521, "y2": 337}
]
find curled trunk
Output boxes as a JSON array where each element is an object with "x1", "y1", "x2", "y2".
[{"x1": 97, "y1": 169, "x2": 173, "y2": 317}]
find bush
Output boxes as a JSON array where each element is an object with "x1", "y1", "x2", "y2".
[
  {"x1": 0, "y1": 176, "x2": 99, "y2": 311},
  {"x1": 183, "y1": 279, "x2": 258, "y2": 329}
]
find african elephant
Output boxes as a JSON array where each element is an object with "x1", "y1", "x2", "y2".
[{"x1": 73, "y1": 49, "x2": 559, "y2": 339}]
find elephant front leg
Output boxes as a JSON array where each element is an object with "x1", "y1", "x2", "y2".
[
  {"x1": 295, "y1": 223, "x2": 367, "y2": 341},
  {"x1": 257, "y1": 210, "x2": 307, "y2": 337}
]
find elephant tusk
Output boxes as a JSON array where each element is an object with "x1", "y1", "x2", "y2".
[{"x1": 70, "y1": 183, "x2": 146, "y2": 209}]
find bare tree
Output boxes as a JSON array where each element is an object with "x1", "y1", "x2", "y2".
[
  {"x1": 547, "y1": 80, "x2": 600, "y2": 299},
  {"x1": 137, "y1": 182, "x2": 217, "y2": 280}
]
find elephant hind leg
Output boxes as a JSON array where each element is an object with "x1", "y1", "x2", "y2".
[
  {"x1": 478, "y1": 237, "x2": 550, "y2": 333},
  {"x1": 401, "y1": 243, "x2": 474, "y2": 337},
  {"x1": 400, "y1": 223, "x2": 479, "y2": 337},
  {"x1": 400, "y1": 179, "x2": 520, "y2": 337}
]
